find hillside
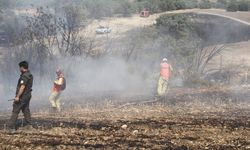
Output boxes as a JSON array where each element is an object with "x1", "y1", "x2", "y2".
[{"x1": 83, "y1": 9, "x2": 250, "y2": 70}]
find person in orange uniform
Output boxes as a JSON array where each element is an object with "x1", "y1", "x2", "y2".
[
  {"x1": 49, "y1": 69, "x2": 64, "y2": 112},
  {"x1": 157, "y1": 58, "x2": 173, "y2": 96}
]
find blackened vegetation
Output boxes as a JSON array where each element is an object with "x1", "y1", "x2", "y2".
[
  {"x1": 0, "y1": 114, "x2": 249, "y2": 149},
  {"x1": 0, "y1": 86, "x2": 249, "y2": 149}
]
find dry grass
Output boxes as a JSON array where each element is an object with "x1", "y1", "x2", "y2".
[{"x1": 0, "y1": 101, "x2": 250, "y2": 149}]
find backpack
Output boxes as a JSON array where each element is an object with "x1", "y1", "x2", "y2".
[{"x1": 61, "y1": 78, "x2": 66, "y2": 91}]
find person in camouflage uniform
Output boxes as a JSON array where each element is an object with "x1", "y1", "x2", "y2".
[{"x1": 9, "y1": 61, "x2": 33, "y2": 131}]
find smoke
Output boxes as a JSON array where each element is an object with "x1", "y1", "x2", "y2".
[
  {"x1": 1, "y1": 0, "x2": 250, "y2": 113},
  {"x1": 192, "y1": 13, "x2": 250, "y2": 46},
  {"x1": 0, "y1": 54, "x2": 158, "y2": 112},
  {"x1": 58, "y1": 56, "x2": 153, "y2": 96}
]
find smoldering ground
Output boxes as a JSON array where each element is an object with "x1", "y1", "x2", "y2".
[
  {"x1": 1, "y1": 0, "x2": 250, "y2": 113},
  {"x1": 0, "y1": 55, "x2": 158, "y2": 112}
]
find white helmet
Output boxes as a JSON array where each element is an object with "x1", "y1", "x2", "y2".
[{"x1": 162, "y1": 58, "x2": 168, "y2": 62}]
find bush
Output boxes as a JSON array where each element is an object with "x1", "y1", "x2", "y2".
[
  {"x1": 114, "y1": 1, "x2": 135, "y2": 17},
  {"x1": 199, "y1": 0, "x2": 212, "y2": 9},
  {"x1": 238, "y1": 0, "x2": 249, "y2": 11},
  {"x1": 174, "y1": 0, "x2": 186, "y2": 10},
  {"x1": 135, "y1": 0, "x2": 196, "y2": 13},
  {"x1": 135, "y1": 0, "x2": 243, "y2": 14},
  {"x1": 81, "y1": 0, "x2": 134, "y2": 19},
  {"x1": 156, "y1": 14, "x2": 193, "y2": 39},
  {"x1": 138, "y1": 0, "x2": 177, "y2": 13},
  {"x1": 226, "y1": 0, "x2": 239, "y2": 12},
  {"x1": 159, "y1": 0, "x2": 177, "y2": 11},
  {"x1": 216, "y1": 0, "x2": 228, "y2": 8},
  {"x1": 141, "y1": 0, "x2": 162, "y2": 13},
  {"x1": 185, "y1": 0, "x2": 199, "y2": 9},
  {"x1": 183, "y1": 73, "x2": 212, "y2": 87}
]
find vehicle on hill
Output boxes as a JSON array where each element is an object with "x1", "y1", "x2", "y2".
[{"x1": 96, "y1": 26, "x2": 112, "y2": 34}]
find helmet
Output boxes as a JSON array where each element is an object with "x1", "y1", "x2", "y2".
[{"x1": 162, "y1": 58, "x2": 168, "y2": 62}]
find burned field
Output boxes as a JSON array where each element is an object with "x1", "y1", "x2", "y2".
[
  {"x1": 0, "y1": 87, "x2": 250, "y2": 150},
  {"x1": 1, "y1": 114, "x2": 250, "y2": 150},
  {"x1": 1, "y1": 0, "x2": 250, "y2": 149}
]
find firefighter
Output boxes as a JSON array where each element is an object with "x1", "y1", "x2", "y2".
[
  {"x1": 157, "y1": 58, "x2": 173, "y2": 97},
  {"x1": 49, "y1": 69, "x2": 65, "y2": 112},
  {"x1": 8, "y1": 61, "x2": 33, "y2": 132}
]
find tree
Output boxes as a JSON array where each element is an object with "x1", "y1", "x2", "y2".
[
  {"x1": 57, "y1": 5, "x2": 86, "y2": 56},
  {"x1": 3, "y1": 5, "x2": 88, "y2": 76},
  {"x1": 188, "y1": 44, "x2": 225, "y2": 75},
  {"x1": 23, "y1": 7, "x2": 57, "y2": 57}
]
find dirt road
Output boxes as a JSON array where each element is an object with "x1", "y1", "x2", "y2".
[{"x1": 84, "y1": 9, "x2": 250, "y2": 38}]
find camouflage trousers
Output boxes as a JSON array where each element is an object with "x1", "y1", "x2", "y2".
[{"x1": 9, "y1": 96, "x2": 31, "y2": 129}]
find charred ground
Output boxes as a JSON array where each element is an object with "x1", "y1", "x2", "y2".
[{"x1": 0, "y1": 86, "x2": 250, "y2": 150}]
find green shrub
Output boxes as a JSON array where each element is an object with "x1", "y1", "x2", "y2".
[
  {"x1": 156, "y1": 14, "x2": 193, "y2": 39},
  {"x1": 185, "y1": 0, "x2": 199, "y2": 9},
  {"x1": 81, "y1": 0, "x2": 135, "y2": 19},
  {"x1": 216, "y1": 0, "x2": 228, "y2": 8},
  {"x1": 159, "y1": 0, "x2": 177, "y2": 11},
  {"x1": 238, "y1": 0, "x2": 249, "y2": 11},
  {"x1": 174, "y1": 0, "x2": 186, "y2": 10},
  {"x1": 199, "y1": 0, "x2": 212, "y2": 9},
  {"x1": 114, "y1": 1, "x2": 135, "y2": 17},
  {"x1": 226, "y1": 0, "x2": 239, "y2": 12},
  {"x1": 135, "y1": 0, "x2": 197, "y2": 13}
]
